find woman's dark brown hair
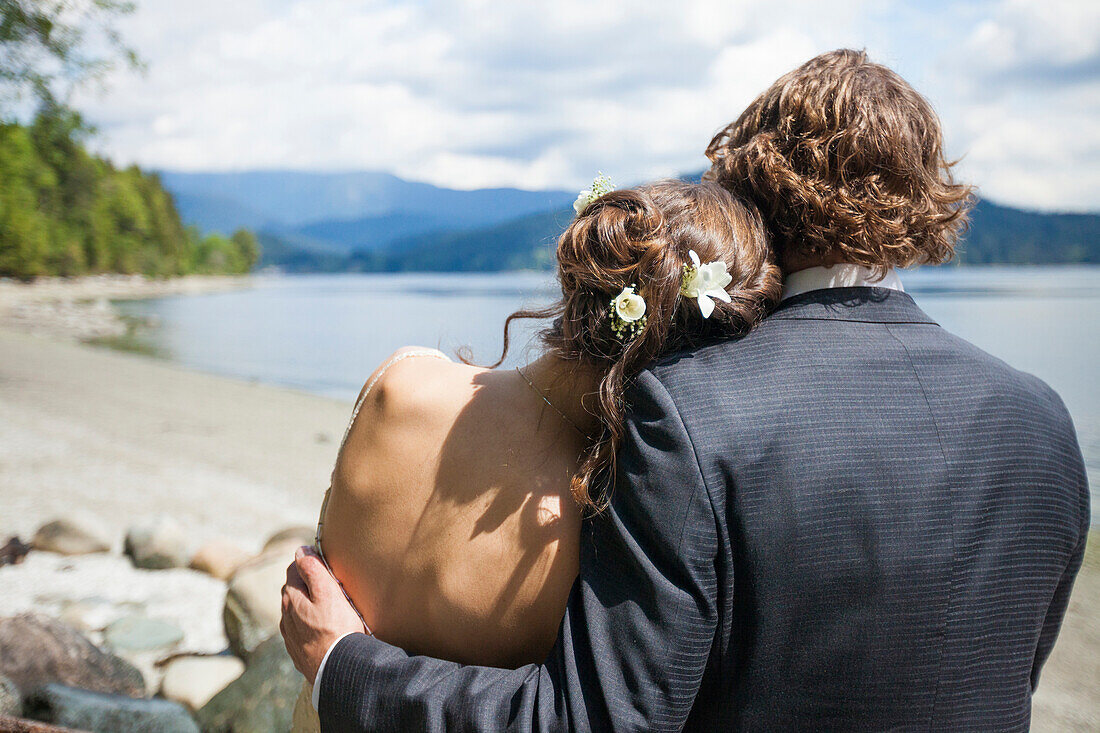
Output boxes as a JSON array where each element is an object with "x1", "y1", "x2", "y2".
[
  {"x1": 705, "y1": 49, "x2": 974, "y2": 274},
  {"x1": 486, "y1": 179, "x2": 780, "y2": 512}
]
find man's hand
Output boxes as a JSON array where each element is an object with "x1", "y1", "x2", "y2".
[{"x1": 280, "y1": 546, "x2": 366, "y2": 684}]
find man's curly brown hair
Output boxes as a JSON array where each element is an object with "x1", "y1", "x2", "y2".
[{"x1": 704, "y1": 49, "x2": 974, "y2": 275}]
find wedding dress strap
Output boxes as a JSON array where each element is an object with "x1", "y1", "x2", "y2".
[
  {"x1": 314, "y1": 348, "x2": 451, "y2": 636},
  {"x1": 337, "y1": 348, "x2": 452, "y2": 453}
]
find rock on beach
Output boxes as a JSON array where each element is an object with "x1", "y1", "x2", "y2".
[
  {"x1": 159, "y1": 656, "x2": 245, "y2": 712},
  {"x1": 189, "y1": 539, "x2": 250, "y2": 581},
  {"x1": 197, "y1": 636, "x2": 300, "y2": 733},
  {"x1": 26, "y1": 684, "x2": 199, "y2": 733},
  {"x1": 32, "y1": 517, "x2": 112, "y2": 556},
  {"x1": 223, "y1": 553, "x2": 288, "y2": 660},
  {"x1": 124, "y1": 516, "x2": 190, "y2": 570},
  {"x1": 103, "y1": 615, "x2": 185, "y2": 653},
  {"x1": 0, "y1": 674, "x2": 21, "y2": 717},
  {"x1": 0, "y1": 614, "x2": 145, "y2": 700},
  {"x1": 262, "y1": 526, "x2": 314, "y2": 554}
]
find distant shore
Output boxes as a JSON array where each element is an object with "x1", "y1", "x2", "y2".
[
  {"x1": 0, "y1": 275, "x2": 1094, "y2": 730},
  {"x1": 0, "y1": 274, "x2": 254, "y2": 343}
]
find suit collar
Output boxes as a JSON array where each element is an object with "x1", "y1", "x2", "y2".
[{"x1": 768, "y1": 287, "x2": 938, "y2": 325}]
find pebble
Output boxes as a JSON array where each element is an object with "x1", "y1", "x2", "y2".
[
  {"x1": 58, "y1": 597, "x2": 142, "y2": 633},
  {"x1": 104, "y1": 615, "x2": 185, "y2": 653}
]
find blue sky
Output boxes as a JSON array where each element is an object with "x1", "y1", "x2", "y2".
[{"x1": 76, "y1": 0, "x2": 1100, "y2": 212}]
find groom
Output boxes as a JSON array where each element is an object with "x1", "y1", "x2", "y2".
[{"x1": 282, "y1": 50, "x2": 1089, "y2": 730}]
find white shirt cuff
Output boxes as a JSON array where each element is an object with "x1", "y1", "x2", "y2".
[{"x1": 311, "y1": 632, "x2": 356, "y2": 711}]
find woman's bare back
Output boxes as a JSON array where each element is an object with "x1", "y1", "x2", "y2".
[{"x1": 318, "y1": 348, "x2": 584, "y2": 668}]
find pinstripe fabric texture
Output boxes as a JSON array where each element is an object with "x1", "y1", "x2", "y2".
[{"x1": 319, "y1": 287, "x2": 1090, "y2": 732}]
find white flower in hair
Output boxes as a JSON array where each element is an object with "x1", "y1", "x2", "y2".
[
  {"x1": 573, "y1": 173, "x2": 615, "y2": 215},
  {"x1": 608, "y1": 284, "x2": 647, "y2": 341},
  {"x1": 613, "y1": 285, "x2": 646, "y2": 322},
  {"x1": 680, "y1": 250, "x2": 733, "y2": 318}
]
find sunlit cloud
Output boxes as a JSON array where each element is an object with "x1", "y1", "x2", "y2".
[{"x1": 72, "y1": 0, "x2": 1100, "y2": 211}]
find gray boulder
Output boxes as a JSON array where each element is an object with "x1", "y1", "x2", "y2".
[
  {"x1": 32, "y1": 517, "x2": 111, "y2": 555},
  {"x1": 124, "y1": 516, "x2": 189, "y2": 570},
  {"x1": 196, "y1": 636, "x2": 300, "y2": 733},
  {"x1": 0, "y1": 614, "x2": 144, "y2": 699},
  {"x1": 26, "y1": 683, "x2": 198, "y2": 733},
  {"x1": 223, "y1": 553, "x2": 287, "y2": 659}
]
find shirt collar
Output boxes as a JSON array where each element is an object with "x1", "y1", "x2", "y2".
[{"x1": 781, "y1": 263, "x2": 904, "y2": 301}]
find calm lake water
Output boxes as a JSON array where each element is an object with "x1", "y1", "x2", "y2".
[{"x1": 116, "y1": 267, "x2": 1099, "y2": 521}]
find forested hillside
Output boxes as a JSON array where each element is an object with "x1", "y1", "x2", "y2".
[
  {"x1": 0, "y1": 108, "x2": 259, "y2": 280},
  {"x1": 0, "y1": 1, "x2": 258, "y2": 281},
  {"x1": 958, "y1": 201, "x2": 1100, "y2": 264}
]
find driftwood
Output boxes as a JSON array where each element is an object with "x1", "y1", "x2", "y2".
[
  {"x1": 0, "y1": 715, "x2": 86, "y2": 733},
  {"x1": 0, "y1": 538, "x2": 30, "y2": 567}
]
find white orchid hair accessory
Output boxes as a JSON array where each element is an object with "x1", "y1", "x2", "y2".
[
  {"x1": 680, "y1": 250, "x2": 732, "y2": 318},
  {"x1": 574, "y1": 173, "x2": 615, "y2": 215},
  {"x1": 608, "y1": 285, "x2": 646, "y2": 341}
]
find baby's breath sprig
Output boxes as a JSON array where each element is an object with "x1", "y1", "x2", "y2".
[{"x1": 574, "y1": 172, "x2": 616, "y2": 215}]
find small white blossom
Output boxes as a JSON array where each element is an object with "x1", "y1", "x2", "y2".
[
  {"x1": 613, "y1": 286, "x2": 646, "y2": 322},
  {"x1": 680, "y1": 250, "x2": 733, "y2": 318},
  {"x1": 607, "y1": 285, "x2": 647, "y2": 341},
  {"x1": 573, "y1": 190, "x2": 594, "y2": 214}
]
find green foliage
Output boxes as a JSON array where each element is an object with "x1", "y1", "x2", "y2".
[
  {"x1": 230, "y1": 228, "x2": 260, "y2": 270},
  {"x1": 185, "y1": 227, "x2": 258, "y2": 275},
  {"x1": 0, "y1": 106, "x2": 260, "y2": 279},
  {"x1": 1, "y1": 0, "x2": 141, "y2": 115}
]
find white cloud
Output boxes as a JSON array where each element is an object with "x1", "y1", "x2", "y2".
[
  {"x1": 929, "y1": 0, "x2": 1100, "y2": 210},
  {"x1": 71, "y1": 0, "x2": 1099, "y2": 210}
]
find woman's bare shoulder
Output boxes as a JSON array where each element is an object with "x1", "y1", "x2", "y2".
[
  {"x1": 334, "y1": 347, "x2": 483, "y2": 494},
  {"x1": 350, "y1": 347, "x2": 484, "y2": 437}
]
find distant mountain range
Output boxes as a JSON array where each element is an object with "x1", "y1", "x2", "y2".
[
  {"x1": 158, "y1": 170, "x2": 1100, "y2": 271},
  {"x1": 159, "y1": 170, "x2": 575, "y2": 255}
]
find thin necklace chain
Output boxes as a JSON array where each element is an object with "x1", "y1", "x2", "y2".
[{"x1": 515, "y1": 366, "x2": 591, "y2": 441}]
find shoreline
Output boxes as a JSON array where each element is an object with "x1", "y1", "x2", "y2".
[
  {"x1": 0, "y1": 274, "x2": 256, "y2": 343},
  {"x1": 0, "y1": 276, "x2": 1095, "y2": 729}
]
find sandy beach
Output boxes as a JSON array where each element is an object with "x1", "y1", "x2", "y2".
[{"x1": 0, "y1": 277, "x2": 1095, "y2": 729}]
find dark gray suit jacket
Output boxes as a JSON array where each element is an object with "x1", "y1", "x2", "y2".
[{"x1": 318, "y1": 288, "x2": 1090, "y2": 731}]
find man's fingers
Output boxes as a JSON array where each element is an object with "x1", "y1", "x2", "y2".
[
  {"x1": 294, "y1": 545, "x2": 338, "y2": 599},
  {"x1": 285, "y1": 560, "x2": 308, "y2": 594},
  {"x1": 282, "y1": 558, "x2": 312, "y2": 620}
]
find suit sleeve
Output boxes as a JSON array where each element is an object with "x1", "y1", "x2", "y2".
[
  {"x1": 1030, "y1": 389, "x2": 1091, "y2": 691},
  {"x1": 317, "y1": 370, "x2": 721, "y2": 732}
]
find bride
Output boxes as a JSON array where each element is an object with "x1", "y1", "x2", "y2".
[{"x1": 293, "y1": 178, "x2": 780, "y2": 728}]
